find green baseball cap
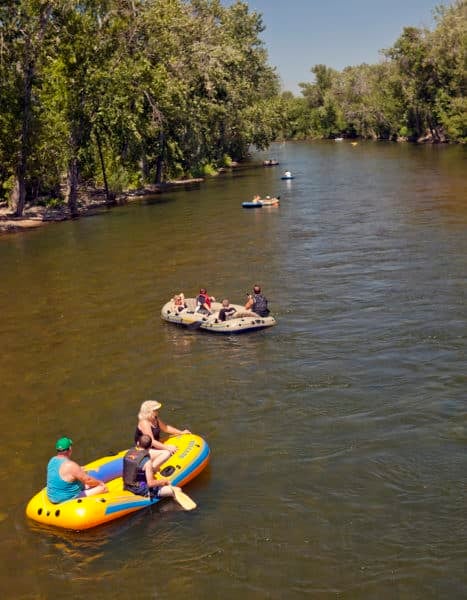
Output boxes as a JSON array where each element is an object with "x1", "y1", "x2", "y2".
[{"x1": 56, "y1": 437, "x2": 73, "y2": 451}]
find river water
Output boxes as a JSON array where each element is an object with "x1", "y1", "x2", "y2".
[{"x1": 0, "y1": 141, "x2": 466, "y2": 599}]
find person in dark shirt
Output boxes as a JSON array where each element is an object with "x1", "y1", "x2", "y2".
[
  {"x1": 123, "y1": 434, "x2": 174, "y2": 498},
  {"x1": 218, "y1": 299, "x2": 237, "y2": 322},
  {"x1": 123, "y1": 434, "x2": 197, "y2": 510},
  {"x1": 244, "y1": 285, "x2": 270, "y2": 317}
]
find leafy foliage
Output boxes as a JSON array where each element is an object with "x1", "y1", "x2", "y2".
[
  {"x1": 1, "y1": 1, "x2": 464, "y2": 213},
  {"x1": 0, "y1": 0, "x2": 281, "y2": 211},
  {"x1": 282, "y1": 1, "x2": 466, "y2": 143}
]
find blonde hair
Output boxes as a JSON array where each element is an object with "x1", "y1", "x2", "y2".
[{"x1": 138, "y1": 400, "x2": 162, "y2": 420}]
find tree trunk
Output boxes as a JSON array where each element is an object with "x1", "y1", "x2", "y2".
[
  {"x1": 95, "y1": 129, "x2": 115, "y2": 205},
  {"x1": 10, "y1": 176, "x2": 24, "y2": 216},
  {"x1": 12, "y1": 5, "x2": 52, "y2": 217},
  {"x1": 67, "y1": 155, "x2": 79, "y2": 218},
  {"x1": 155, "y1": 130, "x2": 165, "y2": 184},
  {"x1": 141, "y1": 152, "x2": 150, "y2": 181},
  {"x1": 13, "y1": 45, "x2": 34, "y2": 217}
]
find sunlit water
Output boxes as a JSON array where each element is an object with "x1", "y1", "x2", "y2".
[{"x1": 0, "y1": 141, "x2": 466, "y2": 599}]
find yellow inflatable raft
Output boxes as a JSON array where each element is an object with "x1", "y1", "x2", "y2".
[{"x1": 26, "y1": 433, "x2": 210, "y2": 531}]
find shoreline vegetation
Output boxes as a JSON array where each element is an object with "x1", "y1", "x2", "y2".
[
  {"x1": 0, "y1": 177, "x2": 207, "y2": 235},
  {"x1": 1, "y1": 1, "x2": 464, "y2": 231}
]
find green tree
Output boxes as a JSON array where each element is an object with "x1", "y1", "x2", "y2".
[
  {"x1": 384, "y1": 1, "x2": 466, "y2": 142},
  {"x1": 0, "y1": 1, "x2": 54, "y2": 216}
]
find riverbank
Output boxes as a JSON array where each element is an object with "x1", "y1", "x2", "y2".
[{"x1": 0, "y1": 178, "x2": 206, "y2": 236}]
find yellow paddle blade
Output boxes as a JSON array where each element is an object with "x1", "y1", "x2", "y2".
[{"x1": 172, "y1": 487, "x2": 197, "y2": 511}]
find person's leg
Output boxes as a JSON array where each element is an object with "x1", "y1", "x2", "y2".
[
  {"x1": 155, "y1": 485, "x2": 196, "y2": 510},
  {"x1": 156, "y1": 484, "x2": 175, "y2": 498},
  {"x1": 83, "y1": 483, "x2": 107, "y2": 497},
  {"x1": 149, "y1": 448, "x2": 171, "y2": 472}
]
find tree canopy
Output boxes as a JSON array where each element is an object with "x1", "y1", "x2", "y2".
[
  {"x1": 0, "y1": 1, "x2": 465, "y2": 216},
  {"x1": 0, "y1": 0, "x2": 280, "y2": 214},
  {"x1": 280, "y1": 1, "x2": 466, "y2": 143}
]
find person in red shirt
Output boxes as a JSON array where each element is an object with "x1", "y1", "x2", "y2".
[{"x1": 195, "y1": 288, "x2": 215, "y2": 315}]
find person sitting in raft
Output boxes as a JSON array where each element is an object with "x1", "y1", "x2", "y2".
[
  {"x1": 123, "y1": 434, "x2": 178, "y2": 500},
  {"x1": 172, "y1": 292, "x2": 186, "y2": 312},
  {"x1": 252, "y1": 194, "x2": 261, "y2": 203},
  {"x1": 46, "y1": 437, "x2": 108, "y2": 504},
  {"x1": 134, "y1": 400, "x2": 191, "y2": 472},
  {"x1": 194, "y1": 288, "x2": 215, "y2": 315},
  {"x1": 245, "y1": 284, "x2": 270, "y2": 317},
  {"x1": 218, "y1": 299, "x2": 237, "y2": 322},
  {"x1": 284, "y1": 170, "x2": 292, "y2": 178}
]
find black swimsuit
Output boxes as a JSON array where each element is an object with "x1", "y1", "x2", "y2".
[{"x1": 134, "y1": 418, "x2": 161, "y2": 444}]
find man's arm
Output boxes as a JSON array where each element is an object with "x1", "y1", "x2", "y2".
[
  {"x1": 245, "y1": 295, "x2": 254, "y2": 310},
  {"x1": 67, "y1": 461, "x2": 105, "y2": 489},
  {"x1": 144, "y1": 461, "x2": 171, "y2": 488}
]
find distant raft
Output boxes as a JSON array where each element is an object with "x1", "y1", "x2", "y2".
[
  {"x1": 242, "y1": 196, "x2": 280, "y2": 208},
  {"x1": 26, "y1": 433, "x2": 210, "y2": 531},
  {"x1": 161, "y1": 298, "x2": 277, "y2": 333},
  {"x1": 242, "y1": 201, "x2": 262, "y2": 209},
  {"x1": 261, "y1": 197, "x2": 280, "y2": 206}
]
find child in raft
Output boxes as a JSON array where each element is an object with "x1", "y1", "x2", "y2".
[{"x1": 172, "y1": 292, "x2": 186, "y2": 312}]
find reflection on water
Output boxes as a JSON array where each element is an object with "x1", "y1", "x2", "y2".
[{"x1": 0, "y1": 141, "x2": 466, "y2": 599}]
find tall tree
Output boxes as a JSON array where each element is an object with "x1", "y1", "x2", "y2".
[{"x1": 1, "y1": 1, "x2": 53, "y2": 216}]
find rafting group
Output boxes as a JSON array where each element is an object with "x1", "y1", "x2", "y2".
[
  {"x1": 27, "y1": 400, "x2": 209, "y2": 530},
  {"x1": 242, "y1": 194, "x2": 280, "y2": 208},
  {"x1": 161, "y1": 285, "x2": 276, "y2": 333},
  {"x1": 26, "y1": 162, "x2": 284, "y2": 531},
  {"x1": 27, "y1": 286, "x2": 275, "y2": 529}
]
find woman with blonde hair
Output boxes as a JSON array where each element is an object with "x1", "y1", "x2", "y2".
[{"x1": 134, "y1": 400, "x2": 191, "y2": 471}]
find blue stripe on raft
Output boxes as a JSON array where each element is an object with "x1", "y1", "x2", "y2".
[
  {"x1": 104, "y1": 442, "x2": 210, "y2": 515},
  {"x1": 100, "y1": 442, "x2": 211, "y2": 515},
  {"x1": 172, "y1": 443, "x2": 210, "y2": 486},
  {"x1": 87, "y1": 443, "x2": 210, "y2": 483},
  {"x1": 87, "y1": 457, "x2": 123, "y2": 482},
  {"x1": 105, "y1": 497, "x2": 155, "y2": 515}
]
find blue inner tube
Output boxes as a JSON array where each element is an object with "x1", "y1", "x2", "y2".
[{"x1": 242, "y1": 202, "x2": 263, "y2": 208}]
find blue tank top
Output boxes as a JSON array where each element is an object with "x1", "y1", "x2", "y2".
[{"x1": 46, "y1": 456, "x2": 84, "y2": 504}]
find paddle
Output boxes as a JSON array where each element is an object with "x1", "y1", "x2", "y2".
[{"x1": 172, "y1": 486, "x2": 197, "y2": 511}]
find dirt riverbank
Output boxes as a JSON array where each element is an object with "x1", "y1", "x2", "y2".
[{"x1": 0, "y1": 178, "x2": 205, "y2": 236}]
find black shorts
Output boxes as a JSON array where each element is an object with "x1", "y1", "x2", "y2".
[{"x1": 126, "y1": 483, "x2": 164, "y2": 498}]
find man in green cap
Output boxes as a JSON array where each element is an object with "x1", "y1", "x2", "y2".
[{"x1": 46, "y1": 437, "x2": 108, "y2": 504}]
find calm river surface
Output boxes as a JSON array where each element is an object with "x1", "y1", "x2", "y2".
[{"x1": 0, "y1": 141, "x2": 466, "y2": 599}]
